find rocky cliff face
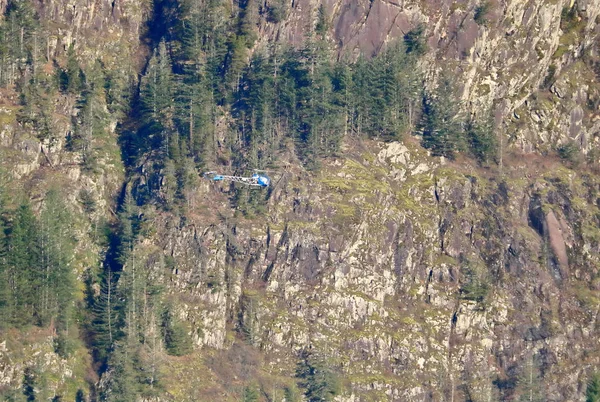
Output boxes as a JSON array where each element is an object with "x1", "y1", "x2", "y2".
[
  {"x1": 1, "y1": 0, "x2": 600, "y2": 400},
  {"x1": 135, "y1": 139, "x2": 600, "y2": 401}
]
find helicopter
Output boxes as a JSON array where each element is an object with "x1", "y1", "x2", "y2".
[{"x1": 202, "y1": 169, "x2": 271, "y2": 188}]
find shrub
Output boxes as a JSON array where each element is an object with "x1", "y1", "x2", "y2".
[
  {"x1": 78, "y1": 189, "x2": 97, "y2": 214},
  {"x1": 53, "y1": 332, "x2": 76, "y2": 358},
  {"x1": 558, "y1": 141, "x2": 580, "y2": 165},
  {"x1": 542, "y1": 64, "x2": 557, "y2": 89},
  {"x1": 460, "y1": 262, "x2": 490, "y2": 304},
  {"x1": 474, "y1": 1, "x2": 491, "y2": 25},
  {"x1": 560, "y1": 5, "x2": 579, "y2": 32}
]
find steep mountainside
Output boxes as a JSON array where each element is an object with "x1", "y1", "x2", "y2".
[
  {"x1": 132, "y1": 140, "x2": 600, "y2": 401},
  {"x1": 1, "y1": 0, "x2": 600, "y2": 400}
]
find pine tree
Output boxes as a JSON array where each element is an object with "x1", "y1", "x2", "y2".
[
  {"x1": 65, "y1": 42, "x2": 83, "y2": 93},
  {"x1": 466, "y1": 109, "x2": 497, "y2": 165},
  {"x1": 266, "y1": 0, "x2": 288, "y2": 23},
  {"x1": 238, "y1": 0, "x2": 258, "y2": 47},
  {"x1": 170, "y1": 0, "x2": 229, "y2": 168},
  {"x1": 175, "y1": 65, "x2": 213, "y2": 165},
  {"x1": 315, "y1": 4, "x2": 329, "y2": 37},
  {"x1": 117, "y1": 188, "x2": 145, "y2": 346},
  {"x1": 139, "y1": 40, "x2": 176, "y2": 158},
  {"x1": 0, "y1": 0, "x2": 40, "y2": 86},
  {"x1": 243, "y1": 384, "x2": 260, "y2": 402},
  {"x1": 75, "y1": 390, "x2": 86, "y2": 402},
  {"x1": 38, "y1": 189, "x2": 76, "y2": 329},
  {"x1": 383, "y1": 42, "x2": 419, "y2": 137},
  {"x1": 22, "y1": 366, "x2": 36, "y2": 402},
  {"x1": 404, "y1": 24, "x2": 427, "y2": 56},
  {"x1": 92, "y1": 269, "x2": 121, "y2": 361},
  {"x1": 99, "y1": 343, "x2": 138, "y2": 402},
  {"x1": 6, "y1": 201, "x2": 41, "y2": 326},
  {"x1": 69, "y1": 60, "x2": 109, "y2": 171},
  {"x1": 0, "y1": 185, "x2": 9, "y2": 327},
  {"x1": 350, "y1": 54, "x2": 369, "y2": 136},
  {"x1": 331, "y1": 60, "x2": 351, "y2": 138},
  {"x1": 587, "y1": 373, "x2": 600, "y2": 402},
  {"x1": 162, "y1": 307, "x2": 192, "y2": 356},
  {"x1": 284, "y1": 384, "x2": 302, "y2": 402},
  {"x1": 296, "y1": 350, "x2": 341, "y2": 402},
  {"x1": 226, "y1": 35, "x2": 248, "y2": 88},
  {"x1": 118, "y1": 188, "x2": 137, "y2": 266},
  {"x1": 162, "y1": 159, "x2": 178, "y2": 208},
  {"x1": 517, "y1": 353, "x2": 545, "y2": 402},
  {"x1": 233, "y1": 51, "x2": 279, "y2": 167},
  {"x1": 420, "y1": 76, "x2": 464, "y2": 159},
  {"x1": 103, "y1": 60, "x2": 133, "y2": 117}
]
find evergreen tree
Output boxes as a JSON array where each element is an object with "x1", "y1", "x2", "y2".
[
  {"x1": 162, "y1": 159, "x2": 178, "y2": 208},
  {"x1": 266, "y1": 0, "x2": 288, "y2": 23},
  {"x1": 587, "y1": 373, "x2": 600, "y2": 402},
  {"x1": 162, "y1": 307, "x2": 193, "y2": 356},
  {"x1": 170, "y1": 0, "x2": 226, "y2": 167},
  {"x1": 0, "y1": 0, "x2": 40, "y2": 86},
  {"x1": 118, "y1": 188, "x2": 138, "y2": 266},
  {"x1": 466, "y1": 109, "x2": 497, "y2": 164},
  {"x1": 404, "y1": 24, "x2": 427, "y2": 56},
  {"x1": 420, "y1": 76, "x2": 464, "y2": 159},
  {"x1": 69, "y1": 60, "x2": 110, "y2": 170},
  {"x1": 99, "y1": 343, "x2": 138, "y2": 402},
  {"x1": 238, "y1": 0, "x2": 258, "y2": 47},
  {"x1": 243, "y1": 384, "x2": 260, "y2": 402},
  {"x1": 103, "y1": 63, "x2": 133, "y2": 117},
  {"x1": 92, "y1": 269, "x2": 121, "y2": 361},
  {"x1": 384, "y1": 42, "x2": 420, "y2": 135},
  {"x1": 22, "y1": 366, "x2": 36, "y2": 402},
  {"x1": 226, "y1": 34, "x2": 248, "y2": 88},
  {"x1": 139, "y1": 40, "x2": 176, "y2": 158},
  {"x1": 517, "y1": 353, "x2": 545, "y2": 402},
  {"x1": 130, "y1": 20, "x2": 429, "y2": 201},
  {"x1": 75, "y1": 390, "x2": 86, "y2": 402},
  {"x1": 0, "y1": 182, "x2": 9, "y2": 327},
  {"x1": 117, "y1": 188, "x2": 149, "y2": 347},
  {"x1": 296, "y1": 350, "x2": 341, "y2": 402},
  {"x1": 6, "y1": 201, "x2": 40, "y2": 327},
  {"x1": 234, "y1": 52, "x2": 278, "y2": 167},
  {"x1": 175, "y1": 64, "x2": 214, "y2": 166},
  {"x1": 64, "y1": 42, "x2": 83, "y2": 94},
  {"x1": 349, "y1": 45, "x2": 419, "y2": 140},
  {"x1": 315, "y1": 4, "x2": 329, "y2": 37},
  {"x1": 331, "y1": 61, "x2": 352, "y2": 137},
  {"x1": 284, "y1": 384, "x2": 302, "y2": 402},
  {"x1": 38, "y1": 189, "x2": 75, "y2": 329},
  {"x1": 291, "y1": 39, "x2": 344, "y2": 164},
  {"x1": 17, "y1": 74, "x2": 57, "y2": 141}
]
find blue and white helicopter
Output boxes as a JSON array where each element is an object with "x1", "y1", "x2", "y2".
[{"x1": 202, "y1": 169, "x2": 271, "y2": 188}]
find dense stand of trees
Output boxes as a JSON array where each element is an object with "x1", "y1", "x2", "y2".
[
  {"x1": 123, "y1": 0, "x2": 496, "y2": 212},
  {"x1": 0, "y1": 188, "x2": 76, "y2": 334},
  {"x1": 130, "y1": 34, "x2": 424, "y2": 206}
]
